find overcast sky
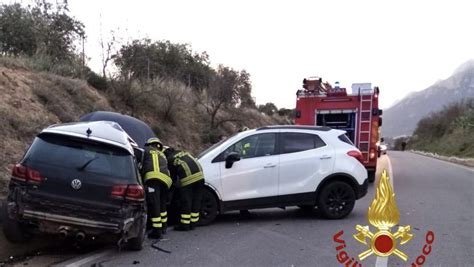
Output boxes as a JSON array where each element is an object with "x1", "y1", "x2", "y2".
[{"x1": 63, "y1": 0, "x2": 474, "y2": 109}]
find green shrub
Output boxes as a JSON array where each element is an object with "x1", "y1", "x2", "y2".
[
  {"x1": 87, "y1": 71, "x2": 108, "y2": 90},
  {"x1": 411, "y1": 98, "x2": 474, "y2": 157}
]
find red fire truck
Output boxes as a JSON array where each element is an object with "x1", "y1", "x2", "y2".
[{"x1": 295, "y1": 77, "x2": 383, "y2": 182}]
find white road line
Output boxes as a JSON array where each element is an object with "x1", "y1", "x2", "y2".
[
  {"x1": 386, "y1": 155, "x2": 394, "y2": 188},
  {"x1": 375, "y1": 255, "x2": 388, "y2": 267},
  {"x1": 375, "y1": 155, "x2": 394, "y2": 267},
  {"x1": 53, "y1": 249, "x2": 113, "y2": 267}
]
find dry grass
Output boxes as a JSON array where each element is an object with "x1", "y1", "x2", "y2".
[
  {"x1": 0, "y1": 60, "x2": 291, "y2": 197},
  {"x1": 0, "y1": 65, "x2": 113, "y2": 195}
]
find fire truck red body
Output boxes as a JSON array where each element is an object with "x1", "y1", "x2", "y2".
[{"x1": 295, "y1": 77, "x2": 382, "y2": 182}]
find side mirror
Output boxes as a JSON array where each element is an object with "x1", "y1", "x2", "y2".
[
  {"x1": 380, "y1": 137, "x2": 385, "y2": 143},
  {"x1": 225, "y1": 152, "x2": 241, "y2": 169},
  {"x1": 295, "y1": 110, "x2": 301, "y2": 118}
]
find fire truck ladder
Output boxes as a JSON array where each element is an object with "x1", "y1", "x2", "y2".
[{"x1": 358, "y1": 89, "x2": 373, "y2": 163}]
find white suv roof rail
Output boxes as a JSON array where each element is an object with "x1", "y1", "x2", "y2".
[{"x1": 256, "y1": 125, "x2": 332, "y2": 131}]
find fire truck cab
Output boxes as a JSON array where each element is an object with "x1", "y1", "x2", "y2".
[{"x1": 295, "y1": 77, "x2": 383, "y2": 182}]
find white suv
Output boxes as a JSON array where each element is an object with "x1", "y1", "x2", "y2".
[{"x1": 196, "y1": 125, "x2": 368, "y2": 225}]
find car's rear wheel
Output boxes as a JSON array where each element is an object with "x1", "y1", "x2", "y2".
[
  {"x1": 3, "y1": 216, "x2": 30, "y2": 244},
  {"x1": 368, "y1": 171, "x2": 376, "y2": 183},
  {"x1": 0, "y1": 202, "x2": 7, "y2": 224},
  {"x1": 197, "y1": 188, "x2": 218, "y2": 226},
  {"x1": 127, "y1": 215, "x2": 146, "y2": 251},
  {"x1": 318, "y1": 181, "x2": 355, "y2": 219}
]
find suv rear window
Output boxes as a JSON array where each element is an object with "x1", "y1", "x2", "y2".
[
  {"x1": 338, "y1": 134, "x2": 354, "y2": 145},
  {"x1": 281, "y1": 133, "x2": 326, "y2": 154},
  {"x1": 23, "y1": 134, "x2": 136, "y2": 180}
]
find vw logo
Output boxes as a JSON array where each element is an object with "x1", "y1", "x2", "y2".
[{"x1": 71, "y1": 179, "x2": 82, "y2": 190}]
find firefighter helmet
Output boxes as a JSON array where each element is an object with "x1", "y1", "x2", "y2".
[{"x1": 145, "y1": 137, "x2": 162, "y2": 146}]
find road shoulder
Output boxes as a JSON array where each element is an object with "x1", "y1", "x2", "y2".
[{"x1": 410, "y1": 150, "x2": 474, "y2": 171}]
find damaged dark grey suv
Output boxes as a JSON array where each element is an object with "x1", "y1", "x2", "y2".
[{"x1": 4, "y1": 121, "x2": 147, "y2": 250}]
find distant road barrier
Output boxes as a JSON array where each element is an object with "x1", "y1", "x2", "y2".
[{"x1": 411, "y1": 150, "x2": 474, "y2": 168}]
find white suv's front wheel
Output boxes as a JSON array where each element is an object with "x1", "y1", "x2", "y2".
[
  {"x1": 317, "y1": 181, "x2": 356, "y2": 219},
  {"x1": 198, "y1": 188, "x2": 218, "y2": 226}
]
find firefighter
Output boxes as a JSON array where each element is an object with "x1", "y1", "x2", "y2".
[
  {"x1": 237, "y1": 127, "x2": 252, "y2": 156},
  {"x1": 164, "y1": 147, "x2": 204, "y2": 231},
  {"x1": 141, "y1": 137, "x2": 173, "y2": 239},
  {"x1": 401, "y1": 141, "x2": 407, "y2": 151}
]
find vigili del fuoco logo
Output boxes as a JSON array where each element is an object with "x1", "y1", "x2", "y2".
[{"x1": 333, "y1": 170, "x2": 435, "y2": 266}]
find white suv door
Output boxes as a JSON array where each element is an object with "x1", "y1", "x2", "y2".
[
  {"x1": 219, "y1": 133, "x2": 279, "y2": 201},
  {"x1": 278, "y1": 132, "x2": 334, "y2": 195}
]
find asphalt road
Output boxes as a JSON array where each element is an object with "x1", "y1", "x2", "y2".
[
  {"x1": 386, "y1": 151, "x2": 474, "y2": 266},
  {"x1": 6, "y1": 152, "x2": 474, "y2": 266}
]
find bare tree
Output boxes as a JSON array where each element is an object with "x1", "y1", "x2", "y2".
[
  {"x1": 99, "y1": 15, "x2": 118, "y2": 79},
  {"x1": 155, "y1": 79, "x2": 187, "y2": 122},
  {"x1": 197, "y1": 65, "x2": 243, "y2": 130}
]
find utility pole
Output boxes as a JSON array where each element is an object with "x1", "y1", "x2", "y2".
[{"x1": 82, "y1": 34, "x2": 85, "y2": 78}]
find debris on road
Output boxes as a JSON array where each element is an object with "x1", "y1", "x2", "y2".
[{"x1": 151, "y1": 241, "x2": 172, "y2": 254}]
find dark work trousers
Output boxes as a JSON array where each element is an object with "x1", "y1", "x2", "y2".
[
  {"x1": 145, "y1": 179, "x2": 168, "y2": 231},
  {"x1": 178, "y1": 180, "x2": 204, "y2": 227}
]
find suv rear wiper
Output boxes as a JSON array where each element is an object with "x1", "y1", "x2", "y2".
[{"x1": 77, "y1": 156, "x2": 99, "y2": 171}]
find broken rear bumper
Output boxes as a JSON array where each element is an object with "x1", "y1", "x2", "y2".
[
  {"x1": 22, "y1": 209, "x2": 125, "y2": 231},
  {"x1": 6, "y1": 194, "x2": 143, "y2": 236}
]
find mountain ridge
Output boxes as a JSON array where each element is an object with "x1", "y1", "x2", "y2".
[{"x1": 382, "y1": 60, "x2": 474, "y2": 137}]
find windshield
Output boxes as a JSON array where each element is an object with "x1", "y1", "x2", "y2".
[
  {"x1": 197, "y1": 132, "x2": 239, "y2": 159},
  {"x1": 24, "y1": 134, "x2": 136, "y2": 180}
]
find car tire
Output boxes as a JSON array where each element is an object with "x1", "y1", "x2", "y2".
[
  {"x1": 127, "y1": 216, "x2": 146, "y2": 251},
  {"x1": 197, "y1": 188, "x2": 218, "y2": 226},
  {"x1": 0, "y1": 202, "x2": 6, "y2": 224},
  {"x1": 368, "y1": 171, "x2": 376, "y2": 183},
  {"x1": 297, "y1": 205, "x2": 315, "y2": 212},
  {"x1": 3, "y1": 216, "x2": 29, "y2": 244},
  {"x1": 317, "y1": 181, "x2": 356, "y2": 220}
]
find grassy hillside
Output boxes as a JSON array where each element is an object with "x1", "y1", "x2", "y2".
[
  {"x1": 409, "y1": 99, "x2": 474, "y2": 158},
  {"x1": 0, "y1": 58, "x2": 290, "y2": 196},
  {"x1": 0, "y1": 60, "x2": 112, "y2": 195},
  {"x1": 0, "y1": 2, "x2": 292, "y2": 197}
]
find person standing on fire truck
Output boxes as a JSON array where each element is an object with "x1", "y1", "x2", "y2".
[
  {"x1": 164, "y1": 147, "x2": 205, "y2": 231},
  {"x1": 141, "y1": 137, "x2": 173, "y2": 239}
]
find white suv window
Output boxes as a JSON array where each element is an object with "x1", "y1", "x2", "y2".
[
  {"x1": 281, "y1": 133, "x2": 326, "y2": 154},
  {"x1": 225, "y1": 133, "x2": 277, "y2": 159}
]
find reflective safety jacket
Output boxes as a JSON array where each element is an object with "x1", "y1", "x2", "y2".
[
  {"x1": 166, "y1": 150, "x2": 204, "y2": 187},
  {"x1": 141, "y1": 147, "x2": 173, "y2": 189}
]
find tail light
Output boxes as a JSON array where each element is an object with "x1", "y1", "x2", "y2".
[
  {"x1": 11, "y1": 163, "x2": 43, "y2": 184},
  {"x1": 111, "y1": 184, "x2": 145, "y2": 201},
  {"x1": 111, "y1": 185, "x2": 127, "y2": 198},
  {"x1": 369, "y1": 148, "x2": 376, "y2": 159},
  {"x1": 125, "y1": 185, "x2": 145, "y2": 201},
  {"x1": 347, "y1": 150, "x2": 364, "y2": 163}
]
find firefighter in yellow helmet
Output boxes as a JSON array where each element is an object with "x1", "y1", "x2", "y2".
[
  {"x1": 141, "y1": 137, "x2": 173, "y2": 239},
  {"x1": 164, "y1": 147, "x2": 205, "y2": 231}
]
